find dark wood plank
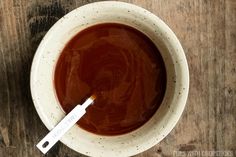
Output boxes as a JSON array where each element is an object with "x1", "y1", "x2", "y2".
[{"x1": 0, "y1": 0, "x2": 235, "y2": 157}]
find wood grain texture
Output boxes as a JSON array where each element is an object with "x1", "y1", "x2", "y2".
[{"x1": 0, "y1": 0, "x2": 235, "y2": 157}]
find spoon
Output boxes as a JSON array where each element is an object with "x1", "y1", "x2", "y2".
[{"x1": 36, "y1": 95, "x2": 96, "y2": 154}]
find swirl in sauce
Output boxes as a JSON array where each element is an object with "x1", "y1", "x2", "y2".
[{"x1": 54, "y1": 23, "x2": 166, "y2": 135}]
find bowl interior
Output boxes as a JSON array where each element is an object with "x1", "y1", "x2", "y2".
[{"x1": 30, "y1": 2, "x2": 189, "y2": 157}]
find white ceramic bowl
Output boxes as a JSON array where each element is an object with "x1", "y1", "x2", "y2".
[{"x1": 30, "y1": 1, "x2": 189, "y2": 157}]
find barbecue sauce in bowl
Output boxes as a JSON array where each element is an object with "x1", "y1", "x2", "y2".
[{"x1": 54, "y1": 23, "x2": 166, "y2": 135}]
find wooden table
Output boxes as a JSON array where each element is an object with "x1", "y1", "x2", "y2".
[{"x1": 0, "y1": 0, "x2": 235, "y2": 156}]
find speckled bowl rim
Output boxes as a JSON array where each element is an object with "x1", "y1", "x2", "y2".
[{"x1": 30, "y1": 1, "x2": 189, "y2": 157}]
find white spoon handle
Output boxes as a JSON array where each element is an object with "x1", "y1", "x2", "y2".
[{"x1": 36, "y1": 97, "x2": 94, "y2": 154}]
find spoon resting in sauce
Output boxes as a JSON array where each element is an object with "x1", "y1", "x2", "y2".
[{"x1": 36, "y1": 95, "x2": 96, "y2": 154}]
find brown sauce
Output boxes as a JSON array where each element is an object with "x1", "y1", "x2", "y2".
[{"x1": 54, "y1": 23, "x2": 166, "y2": 135}]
